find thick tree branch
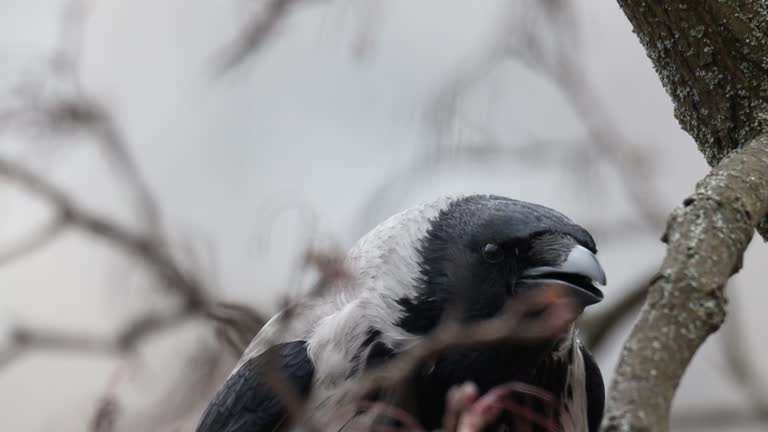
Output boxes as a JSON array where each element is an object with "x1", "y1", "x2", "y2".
[{"x1": 602, "y1": 134, "x2": 768, "y2": 432}]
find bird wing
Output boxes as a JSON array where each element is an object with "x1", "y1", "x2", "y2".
[
  {"x1": 580, "y1": 344, "x2": 605, "y2": 432},
  {"x1": 196, "y1": 341, "x2": 315, "y2": 432}
]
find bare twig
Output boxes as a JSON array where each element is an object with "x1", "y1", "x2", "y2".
[
  {"x1": 85, "y1": 101, "x2": 164, "y2": 236},
  {"x1": 206, "y1": 302, "x2": 267, "y2": 353},
  {"x1": 0, "y1": 157, "x2": 206, "y2": 308},
  {"x1": 217, "y1": 0, "x2": 322, "y2": 72},
  {"x1": 89, "y1": 364, "x2": 126, "y2": 432},
  {"x1": 0, "y1": 311, "x2": 190, "y2": 369},
  {"x1": 580, "y1": 273, "x2": 654, "y2": 352},
  {"x1": 0, "y1": 157, "x2": 267, "y2": 367},
  {"x1": 0, "y1": 303, "x2": 265, "y2": 369},
  {"x1": 51, "y1": 0, "x2": 89, "y2": 78},
  {"x1": 1, "y1": 95, "x2": 163, "y2": 236},
  {"x1": 2, "y1": 0, "x2": 161, "y2": 236},
  {"x1": 0, "y1": 213, "x2": 68, "y2": 266},
  {"x1": 529, "y1": 55, "x2": 667, "y2": 228},
  {"x1": 419, "y1": 0, "x2": 666, "y2": 232},
  {"x1": 354, "y1": 136, "x2": 628, "y2": 233}
]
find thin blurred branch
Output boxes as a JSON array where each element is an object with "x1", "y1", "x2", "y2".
[
  {"x1": 89, "y1": 365, "x2": 123, "y2": 432},
  {"x1": 51, "y1": 0, "x2": 89, "y2": 77},
  {"x1": 355, "y1": 0, "x2": 666, "y2": 241},
  {"x1": 580, "y1": 272, "x2": 653, "y2": 352},
  {"x1": 355, "y1": 136, "x2": 643, "y2": 234},
  {"x1": 217, "y1": 0, "x2": 322, "y2": 72},
  {"x1": 86, "y1": 102, "x2": 164, "y2": 236},
  {"x1": 0, "y1": 309, "x2": 195, "y2": 369},
  {"x1": 206, "y1": 302, "x2": 270, "y2": 353},
  {"x1": 0, "y1": 94, "x2": 267, "y2": 374},
  {"x1": 1, "y1": 0, "x2": 161, "y2": 236},
  {"x1": 532, "y1": 63, "x2": 666, "y2": 228},
  {"x1": 0, "y1": 0, "x2": 268, "y2": 383},
  {"x1": 0, "y1": 93, "x2": 163, "y2": 237},
  {"x1": 0, "y1": 214, "x2": 68, "y2": 266},
  {"x1": 0, "y1": 157, "x2": 206, "y2": 307},
  {"x1": 429, "y1": 0, "x2": 665, "y2": 225}
]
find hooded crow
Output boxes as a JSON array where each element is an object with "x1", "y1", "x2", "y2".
[{"x1": 196, "y1": 194, "x2": 606, "y2": 432}]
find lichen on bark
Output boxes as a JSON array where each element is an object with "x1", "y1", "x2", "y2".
[{"x1": 617, "y1": 1, "x2": 768, "y2": 166}]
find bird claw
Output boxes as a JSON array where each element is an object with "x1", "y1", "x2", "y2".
[{"x1": 442, "y1": 382, "x2": 505, "y2": 432}]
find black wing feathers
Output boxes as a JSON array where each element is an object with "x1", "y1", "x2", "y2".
[
  {"x1": 196, "y1": 341, "x2": 314, "y2": 432},
  {"x1": 580, "y1": 345, "x2": 605, "y2": 432}
]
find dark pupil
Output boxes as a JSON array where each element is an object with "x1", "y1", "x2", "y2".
[{"x1": 482, "y1": 243, "x2": 504, "y2": 262}]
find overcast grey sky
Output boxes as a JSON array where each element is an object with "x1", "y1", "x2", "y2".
[{"x1": 1, "y1": 1, "x2": 767, "y2": 431}]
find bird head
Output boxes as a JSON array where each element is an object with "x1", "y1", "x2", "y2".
[{"x1": 393, "y1": 195, "x2": 605, "y2": 335}]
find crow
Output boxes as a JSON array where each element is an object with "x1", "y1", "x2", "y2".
[{"x1": 196, "y1": 194, "x2": 606, "y2": 432}]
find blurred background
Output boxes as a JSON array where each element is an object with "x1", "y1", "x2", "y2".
[{"x1": 1, "y1": 1, "x2": 767, "y2": 431}]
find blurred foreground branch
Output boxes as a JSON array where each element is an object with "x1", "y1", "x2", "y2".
[
  {"x1": 351, "y1": 288, "x2": 580, "y2": 403},
  {"x1": 285, "y1": 289, "x2": 579, "y2": 432}
]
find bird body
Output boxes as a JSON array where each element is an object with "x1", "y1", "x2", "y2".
[{"x1": 197, "y1": 195, "x2": 605, "y2": 432}]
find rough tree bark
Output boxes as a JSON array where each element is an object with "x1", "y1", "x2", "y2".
[
  {"x1": 603, "y1": 135, "x2": 768, "y2": 431},
  {"x1": 603, "y1": 2, "x2": 768, "y2": 431},
  {"x1": 615, "y1": 1, "x2": 768, "y2": 235}
]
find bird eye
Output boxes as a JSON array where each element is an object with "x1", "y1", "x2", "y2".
[{"x1": 482, "y1": 243, "x2": 504, "y2": 263}]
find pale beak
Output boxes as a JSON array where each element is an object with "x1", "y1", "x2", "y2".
[{"x1": 518, "y1": 245, "x2": 606, "y2": 307}]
